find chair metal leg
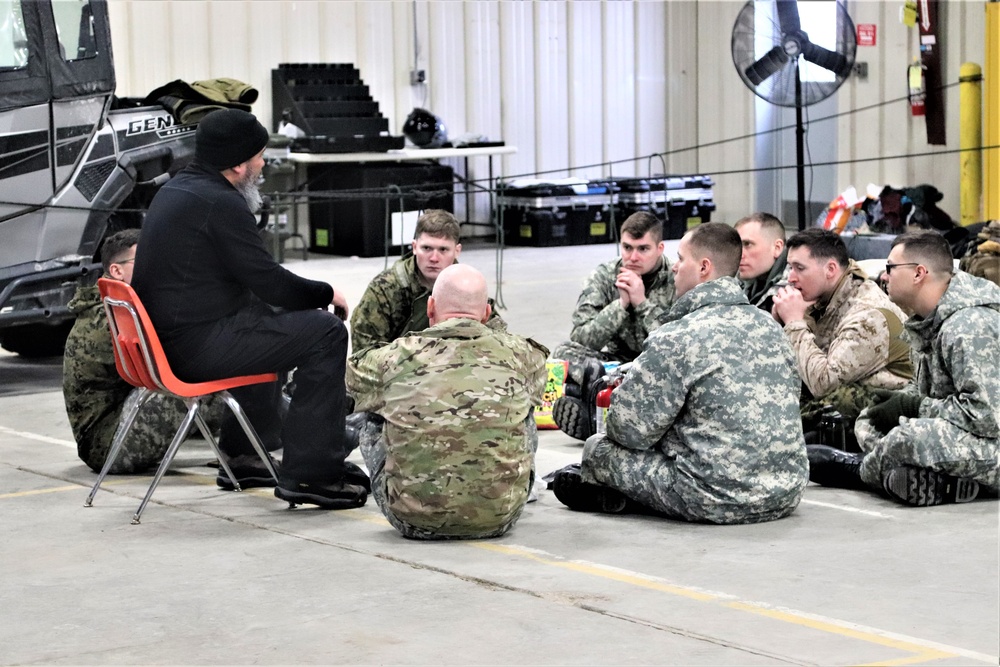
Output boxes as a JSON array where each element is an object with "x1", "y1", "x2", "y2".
[
  {"x1": 220, "y1": 392, "x2": 279, "y2": 482},
  {"x1": 131, "y1": 400, "x2": 199, "y2": 525},
  {"x1": 192, "y1": 407, "x2": 241, "y2": 491},
  {"x1": 85, "y1": 388, "x2": 154, "y2": 507}
]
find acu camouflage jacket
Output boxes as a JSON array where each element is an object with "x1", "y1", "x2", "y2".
[
  {"x1": 606, "y1": 277, "x2": 808, "y2": 522},
  {"x1": 568, "y1": 256, "x2": 675, "y2": 362},
  {"x1": 901, "y1": 271, "x2": 1000, "y2": 439}
]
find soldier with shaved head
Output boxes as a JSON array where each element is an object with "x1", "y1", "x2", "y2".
[{"x1": 347, "y1": 264, "x2": 548, "y2": 539}]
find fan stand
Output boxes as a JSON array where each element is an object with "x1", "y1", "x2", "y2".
[{"x1": 794, "y1": 58, "x2": 807, "y2": 231}]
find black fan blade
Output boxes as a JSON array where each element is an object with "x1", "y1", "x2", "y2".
[
  {"x1": 745, "y1": 46, "x2": 790, "y2": 86},
  {"x1": 802, "y1": 41, "x2": 851, "y2": 78},
  {"x1": 775, "y1": 0, "x2": 801, "y2": 35}
]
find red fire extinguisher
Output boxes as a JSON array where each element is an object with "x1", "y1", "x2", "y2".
[{"x1": 908, "y1": 61, "x2": 927, "y2": 116}]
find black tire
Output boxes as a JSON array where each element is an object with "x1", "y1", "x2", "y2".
[{"x1": 0, "y1": 321, "x2": 74, "y2": 358}]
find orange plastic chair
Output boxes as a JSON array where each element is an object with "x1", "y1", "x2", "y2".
[{"x1": 84, "y1": 278, "x2": 279, "y2": 524}]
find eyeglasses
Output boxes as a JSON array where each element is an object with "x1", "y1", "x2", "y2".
[
  {"x1": 884, "y1": 262, "x2": 919, "y2": 274},
  {"x1": 114, "y1": 258, "x2": 135, "y2": 265}
]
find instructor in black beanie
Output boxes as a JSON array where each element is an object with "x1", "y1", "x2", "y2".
[{"x1": 132, "y1": 108, "x2": 369, "y2": 509}]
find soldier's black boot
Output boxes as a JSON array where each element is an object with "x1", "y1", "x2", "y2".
[
  {"x1": 806, "y1": 445, "x2": 868, "y2": 490},
  {"x1": 552, "y1": 467, "x2": 628, "y2": 514},
  {"x1": 882, "y1": 466, "x2": 979, "y2": 507},
  {"x1": 553, "y1": 358, "x2": 605, "y2": 441}
]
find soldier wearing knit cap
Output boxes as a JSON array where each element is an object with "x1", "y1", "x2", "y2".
[{"x1": 132, "y1": 108, "x2": 369, "y2": 510}]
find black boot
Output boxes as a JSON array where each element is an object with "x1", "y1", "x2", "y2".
[
  {"x1": 552, "y1": 467, "x2": 628, "y2": 514},
  {"x1": 882, "y1": 466, "x2": 980, "y2": 507},
  {"x1": 806, "y1": 445, "x2": 867, "y2": 490}
]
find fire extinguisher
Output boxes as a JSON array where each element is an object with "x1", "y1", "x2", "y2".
[{"x1": 908, "y1": 61, "x2": 927, "y2": 116}]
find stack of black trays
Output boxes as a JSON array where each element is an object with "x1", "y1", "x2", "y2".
[
  {"x1": 272, "y1": 63, "x2": 404, "y2": 153},
  {"x1": 497, "y1": 180, "x2": 618, "y2": 247},
  {"x1": 616, "y1": 175, "x2": 715, "y2": 240}
]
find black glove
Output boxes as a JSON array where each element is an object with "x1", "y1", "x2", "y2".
[{"x1": 866, "y1": 392, "x2": 922, "y2": 434}]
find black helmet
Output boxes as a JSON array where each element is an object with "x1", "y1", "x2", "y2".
[{"x1": 403, "y1": 108, "x2": 448, "y2": 148}]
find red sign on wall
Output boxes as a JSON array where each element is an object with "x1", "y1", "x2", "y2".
[{"x1": 857, "y1": 24, "x2": 877, "y2": 47}]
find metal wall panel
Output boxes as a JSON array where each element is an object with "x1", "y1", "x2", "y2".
[
  {"x1": 635, "y1": 2, "x2": 668, "y2": 179},
  {"x1": 498, "y1": 1, "x2": 536, "y2": 178},
  {"x1": 104, "y1": 0, "x2": 987, "y2": 227},
  {"x1": 568, "y1": 2, "x2": 605, "y2": 179},
  {"x1": 534, "y1": 2, "x2": 570, "y2": 179},
  {"x1": 601, "y1": 1, "x2": 637, "y2": 179}
]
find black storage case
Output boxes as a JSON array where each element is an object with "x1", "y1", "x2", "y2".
[
  {"x1": 307, "y1": 163, "x2": 454, "y2": 257},
  {"x1": 497, "y1": 181, "x2": 617, "y2": 247},
  {"x1": 616, "y1": 175, "x2": 716, "y2": 240}
]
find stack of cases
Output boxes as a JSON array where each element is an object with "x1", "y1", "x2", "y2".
[
  {"x1": 497, "y1": 180, "x2": 618, "y2": 247},
  {"x1": 616, "y1": 175, "x2": 716, "y2": 240}
]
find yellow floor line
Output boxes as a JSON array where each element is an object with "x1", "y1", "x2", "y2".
[
  {"x1": 477, "y1": 543, "x2": 996, "y2": 665},
  {"x1": 5, "y1": 465, "x2": 994, "y2": 665}
]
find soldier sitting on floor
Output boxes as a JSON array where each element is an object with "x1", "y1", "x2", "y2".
[
  {"x1": 347, "y1": 264, "x2": 547, "y2": 539},
  {"x1": 772, "y1": 228, "x2": 913, "y2": 448},
  {"x1": 551, "y1": 211, "x2": 675, "y2": 441},
  {"x1": 63, "y1": 229, "x2": 223, "y2": 475},
  {"x1": 735, "y1": 211, "x2": 790, "y2": 312},
  {"x1": 349, "y1": 209, "x2": 505, "y2": 361},
  {"x1": 808, "y1": 231, "x2": 999, "y2": 506},
  {"x1": 552, "y1": 223, "x2": 808, "y2": 524}
]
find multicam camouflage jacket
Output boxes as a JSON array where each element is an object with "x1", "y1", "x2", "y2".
[
  {"x1": 62, "y1": 284, "x2": 133, "y2": 464},
  {"x1": 900, "y1": 271, "x2": 1000, "y2": 438},
  {"x1": 741, "y1": 248, "x2": 790, "y2": 312},
  {"x1": 568, "y1": 256, "x2": 675, "y2": 362},
  {"x1": 346, "y1": 318, "x2": 548, "y2": 537},
  {"x1": 783, "y1": 261, "x2": 912, "y2": 398},
  {"x1": 605, "y1": 277, "x2": 808, "y2": 521},
  {"x1": 349, "y1": 254, "x2": 505, "y2": 357}
]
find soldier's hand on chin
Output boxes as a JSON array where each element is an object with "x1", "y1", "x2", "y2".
[{"x1": 772, "y1": 285, "x2": 813, "y2": 325}]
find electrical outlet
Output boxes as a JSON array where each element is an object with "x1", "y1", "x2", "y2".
[
  {"x1": 853, "y1": 62, "x2": 868, "y2": 80},
  {"x1": 410, "y1": 69, "x2": 426, "y2": 86}
]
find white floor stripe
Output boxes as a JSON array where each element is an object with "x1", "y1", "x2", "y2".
[
  {"x1": 800, "y1": 498, "x2": 896, "y2": 519},
  {"x1": 0, "y1": 425, "x2": 76, "y2": 449}
]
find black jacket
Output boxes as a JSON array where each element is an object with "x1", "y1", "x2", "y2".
[{"x1": 132, "y1": 161, "x2": 332, "y2": 348}]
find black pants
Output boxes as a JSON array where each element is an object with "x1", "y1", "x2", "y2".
[{"x1": 166, "y1": 303, "x2": 351, "y2": 484}]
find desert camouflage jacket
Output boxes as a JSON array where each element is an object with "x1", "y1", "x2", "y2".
[
  {"x1": 62, "y1": 284, "x2": 131, "y2": 463},
  {"x1": 901, "y1": 271, "x2": 1000, "y2": 439},
  {"x1": 568, "y1": 256, "x2": 675, "y2": 362},
  {"x1": 347, "y1": 318, "x2": 548, "y2": 537},
  {"x1": 606, "y1": 277, "x2": 808, "y2": 521},
  {"x1": 784, "y1": 261, "x2": 912, "y2": 398},
  {"x1": 350, "y1": 254, "x2": 504, "y2": 356}
]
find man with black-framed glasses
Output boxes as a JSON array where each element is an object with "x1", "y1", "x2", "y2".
[{"x1": 808, "y1": 230, "x2": 999, "y2": 506}]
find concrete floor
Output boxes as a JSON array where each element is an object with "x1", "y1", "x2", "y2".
[{"x1": 1, "y1": 241, "x2": 997, "y2": 666}]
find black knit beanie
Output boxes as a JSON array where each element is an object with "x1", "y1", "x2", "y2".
[{"x1": 196, "y1": 108, "x2": 269, "y2": 170}]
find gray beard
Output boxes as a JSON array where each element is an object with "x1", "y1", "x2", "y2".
[{"x1": 235, "y1": 174, "x2": 263, "y2": 214}]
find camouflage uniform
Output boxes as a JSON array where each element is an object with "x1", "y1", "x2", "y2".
[
  {"x1": 785, "y1": 261, "x2": 913, "y2": 423},
  {"x1": 855, "y1": 272, "x2": 1000, "y2": 491},
  {"x1": 582, "y1": 277, "x2": 808, "y2": 524},
  {"x1": 349, "y1": 254, "x2": 505, "y2": 358},
  {"x1": 62, "y1": 285, "x2": 223, "y2": 473},
  {"x1": 741, "y1": 248, "x2": 790, "y2": 312},
  {"x1": 553, "y1": 256, "x2": 675, "y2": 365},
  {"x1": 347, "y1": 318, "x2": 548, "y2": 539}
]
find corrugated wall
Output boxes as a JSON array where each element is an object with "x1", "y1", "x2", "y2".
[{"x1": 107, "y1": 0, "x2": 986, "y2": 226}]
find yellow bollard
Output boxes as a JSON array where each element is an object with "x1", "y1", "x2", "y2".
[
  {"x1": 960, "y1": 63, "x2": 983, "y2": 226},
  {"x1": 986, "y1": 2, "x2": 1000, "y2": 220}
]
